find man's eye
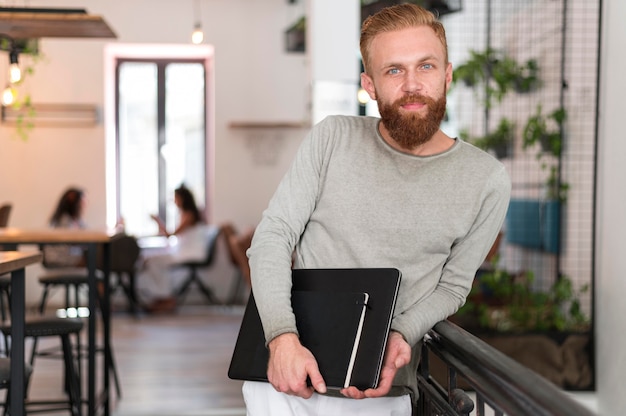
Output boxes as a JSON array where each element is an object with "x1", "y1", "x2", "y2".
[
  {"x1": 388, "y1": 68, "x2": 400, "y2": 75},
  {"x1": 421, "y1": 63, "x2": 433, "y2": 70}
]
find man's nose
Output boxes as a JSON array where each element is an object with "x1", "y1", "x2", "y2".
[{"x1": 402, "y1": 71, "x2": 424, "y2": 93}]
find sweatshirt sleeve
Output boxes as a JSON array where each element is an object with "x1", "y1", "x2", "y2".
[
  {"x1": 246, "y1": 118, "x2": 333, "y2": 345},
  {"x1": 391, "y1": 165, "x2": 511, "y2": 345}
]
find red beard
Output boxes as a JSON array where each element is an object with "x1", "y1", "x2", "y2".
[{"x1": 378, "y1": 92, "x2": 447, "y2": 150}]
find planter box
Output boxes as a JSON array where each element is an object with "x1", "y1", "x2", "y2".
[
  {"x1": 506, "y1": 199, "x2": 560, "y2": 253},
  {"x1": 428, "y1": 329, "x2": 593, "y2": 390}
]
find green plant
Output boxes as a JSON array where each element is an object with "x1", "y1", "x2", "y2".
[
  {"x1": 522, "y1": 105, "x2": 566, "y2": 157},
  {"x1": 0, "y1": 39, "x2": 41, "y2": 141},
  {"x1": 458, "y1": 259, "x2": 589, "y2": 333},
  {"x1": 522, "y1": 105, "x2": 569, "y2": 201},
  {"x1": 453, "y1": 48, "x2": 540, "y2": 108},
  {"x1": 513, "y1": 59, "x2": 540, "y2": 93},
  {"x1": 545, "y1": 165, "x2": 569, "y2": 202},
  {"x1": 462, "y1": 117, "x2": 515, "y2": 159}
]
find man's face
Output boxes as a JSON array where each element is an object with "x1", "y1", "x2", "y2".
[{"x1": 361, "y1": 26, "x2": 452, "y2": 150}]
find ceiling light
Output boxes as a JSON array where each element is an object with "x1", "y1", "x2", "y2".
[
  {"x1": 191, "y1": 0, "x2": 203, "y2": 44},
  {"x1": 9, "y1": 49, "x2": 21, "y2": 84},
  {"x1": 191, "y1": 23, "x2": 204, "y2": 44},
  {"x1": 2, "y1": 85, "x2": 16, "y2": 106}
]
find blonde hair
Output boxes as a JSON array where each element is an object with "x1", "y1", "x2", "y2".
[{"x1": 360, "y1": 3, "x2": 448, "y2": 74}]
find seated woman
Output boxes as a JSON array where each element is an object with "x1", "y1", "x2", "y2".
[
  {"x1": 138, "y1": 184, "x2": 207, "y2": 313},
  {"x1": 43, "y1": 187, "x2": 88, "y2": 267}
]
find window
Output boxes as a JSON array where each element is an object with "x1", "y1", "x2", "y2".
[{"x1": 115, "y1": 58, "x2": 207, "y2": 237}]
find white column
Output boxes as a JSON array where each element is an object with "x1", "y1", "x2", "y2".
[
  {"x1": 308, "y1": 0, "x2": 361, "y2": 124},
  {"x1": 596, "y1": 0, "x2": 626, "y2": 413}
]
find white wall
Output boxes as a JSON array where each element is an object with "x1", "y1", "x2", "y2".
[
  {"x1": 0, "y1": 0, "x2": 312, "y2": 229},
  {"x1": 0, "y1": 0, "x2": 316, "y2": 304},
  {"x1": 596, "y1": 0, "x2": 626, "y2": 412}
]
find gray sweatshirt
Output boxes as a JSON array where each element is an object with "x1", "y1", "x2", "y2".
[{"x1": 248, "y1": 114, "x2": 511, "y2": 399}]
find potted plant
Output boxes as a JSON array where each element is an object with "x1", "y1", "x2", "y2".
[
  {"x1": 523, "y1": 105, "x2": 567, "y2": 157},
  {"x1": 513, "y1": 58, "x2": 540, "y2": 93},
  {"x1": 458, "y1": 262, "x2": 589, "y2": 333},
  {"x1": 462, "y1": 117, "x2": 515, "y2": 159},
  {"x1": 453, "y1": 48, "x2": 541, "y2": 108},
  {"x1": 285, "y1": 16, "x2": 305, "y2": 53},
  {"x1": 522, "y1": 105, "x2": 569, "y2": 202}
]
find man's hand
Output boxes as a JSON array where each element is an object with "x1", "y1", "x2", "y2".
[
  {"x1": 340, "y1": 331, "x2": 411, "y2": 399},
  {"x1": 267, "y1": 333, "x2": 327, "y2": 399}
]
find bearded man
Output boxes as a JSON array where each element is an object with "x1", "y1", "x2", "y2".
[{"x1": 243, "y1": 4, "x2": 511, "y2": 416}]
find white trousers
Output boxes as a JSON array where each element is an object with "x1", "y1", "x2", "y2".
[
  {"x1": 138, "y1": 252, "x2": 176, "y2": 300},
  {"x1": 242, "y1": 381, "x2": 412, "y2": 416}
]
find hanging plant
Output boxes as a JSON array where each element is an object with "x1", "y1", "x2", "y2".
[
  {"x1": 0, "y1": 38, "x2": 41, "y2": 141},
  {"x1": 522, "y1": 105, "x2": 566, "y2": 157},
  {"x1": 513, "y1": 59, "x2": 540, "y2": 93},
  {"x1": 453, "y1": 48, "x2": 541, "y2": 108},
  {"x1": 463, "y1": 117, "x2": 515, "y2": 159},
  {"x1": 285, "y1": 16, "x2": 306, "y2": 53},
  {"x1": 522, "y1": 105, "x2": 569, "y2": 202}
]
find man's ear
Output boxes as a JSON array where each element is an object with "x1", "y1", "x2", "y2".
[
  {"x1": 445, "y1": 62, "x2": 453, "y2": 92},
  {"x1": 361, "y1": 72, "x2": 377, "y2": 100}
]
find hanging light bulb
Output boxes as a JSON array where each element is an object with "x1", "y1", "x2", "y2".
[
  {"x1": 191, "y1": 0, "x2": 204, "y2": 44},
  {"x1": 191, "y1": 22, "x2": 204, "y2": 44},
  {"x1": 9, "y1": 49, "x2": 21, "y2": 84},
  {"x1": 2, "y1": 85, "x2": 16, "y2": 106}
]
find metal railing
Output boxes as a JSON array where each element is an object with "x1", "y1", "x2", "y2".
[{"x1": 416, "y1": 320, "x2": 595, "y2": 416}]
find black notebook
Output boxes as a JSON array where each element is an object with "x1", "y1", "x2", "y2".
[{"x1": 228, "y1": 268, "x2": 401, "y2": 390}]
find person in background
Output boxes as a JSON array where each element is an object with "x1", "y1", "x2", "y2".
[
  {"x1": 139, "y1": 184, "x2": 207, "y2": 313},
  {"x1": 244, "y1": 4, "x2": 511, "y2": 416},
  {"x1": 44, "y1": 187, "x2": 88, "y2": 267},
  {"x1": 150, "y1": 184, "x2": 203, "y2": 238},
  {"x1": 50, "y1": 187, "x2": 87, "y2": 229}
]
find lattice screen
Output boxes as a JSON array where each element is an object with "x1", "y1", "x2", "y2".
[{"x1": 442, "y1": 0, "x2": 599, "y2": 317}]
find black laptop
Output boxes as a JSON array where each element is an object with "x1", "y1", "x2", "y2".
[{"x1": 227, "y1": 268, "x2": 401, "y2": 390}]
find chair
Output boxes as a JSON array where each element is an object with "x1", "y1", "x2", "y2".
[
  {"x1": 37, "y1": 267, "x2": 96, "y2": 315},
  {"x1": 0, "y1": 357, "x2": 33, "y2": 415},
  {"x1": 172, "y1": 225, "x2": 221, "y2": 304},
  {"x1": 98, "y1": 235, "x2": 141, "y2": 314},
  {"x1": 0, "y1": 203, "x2": 11, "y2": 319},
  {"x1": 0, "y1": 204, "x2": 12, "y2": 252},
  {"x1": 1, "y1": 317, "x2": 83, "y2": 416},
  {"x1": 221, "y1": 223, "x2": 254, "y2": 305},
  {"x1": 0, "y1": 275, "x2": 10, "y2": 323},
  {"x1": 0, "y1": 204, "x2": 11, "y2": 228}
]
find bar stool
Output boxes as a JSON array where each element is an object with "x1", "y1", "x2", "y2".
[
  {"x1": 0, "y1": 317, "x2": 83, "y2": 416},
  {"x1": 33, "y1": 268, "x2": 122, "y2": 399},
  {"x1": 37, "y1": 268, "x2": 94, "y2": 316}
]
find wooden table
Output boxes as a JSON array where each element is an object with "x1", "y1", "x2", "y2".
[
  {"x1": 0, "y1": 228, "x2": 120, "y2": 416},
  {"x1": 0, "y1": 251, "x2": 43, "y2": 416}
]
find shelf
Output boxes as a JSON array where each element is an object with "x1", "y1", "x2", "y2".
[
  {"x1": 1, "y1": 103, "x2": 99, "y2": 127},
  {"x1": 228, "y1": 121, "x2": 309, "y2": 130},
  {"x1": 0, "y1": 7, "x2": 117, "y2": 39}
]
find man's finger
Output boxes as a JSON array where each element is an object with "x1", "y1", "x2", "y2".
[{"x1": 306, "y1": 364, "x2": 327, "y2": 394}]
